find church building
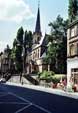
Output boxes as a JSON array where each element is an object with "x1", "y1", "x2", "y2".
[{"x1": 26, "y1": 5, "x2": 48, "y2": 74}]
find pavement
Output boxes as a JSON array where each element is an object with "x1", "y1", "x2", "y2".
[
  {"x1": 6, "y1": 81, "x2": 78, "y2": 99},
  {"x1": 0, "y1": 82, "x2": 78, "y2": 113},
  {"x1": 8, "y1": 75, "x2": 32, "y2": 85}
]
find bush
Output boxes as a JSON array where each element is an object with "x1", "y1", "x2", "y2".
[
  {"x1": 38, "y1": 70, "x2": 55, "y2": 82},
  {"x1": 38, "y1": 71, "x2": 66, "y2": 84},
  {"x1": 51, "y1": 77, "x2": 60, "y2": 84}
]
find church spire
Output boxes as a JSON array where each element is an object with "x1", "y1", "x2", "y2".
[{"x1": 35, "y1": 1, "x2": 41, "y2": 34}]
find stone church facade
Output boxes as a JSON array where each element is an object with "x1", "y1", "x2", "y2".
[{"x1": 26, "y1": 6, "x2": 48, "y2": 74}]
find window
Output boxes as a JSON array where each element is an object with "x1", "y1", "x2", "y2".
[
  {"x1": 37, "y1": 37, "x2": 40, "y2": 42},
  {"x1": 35, "y1": 51, "x2": 37, "y2": 58},
  {"x1": 71, "y1": 68, "x2": 78, "y2": 84},
  {"x1": 70, "y1": 44, "x2": 75, "y2": 56},
  {"x1": 70, "y1": 27, "x2": 75, "y2": 37},
  {"x1": 38, "y1": 49, "x2": 39, "y2": 58},
  {"x1": 77, "y1": 43, "x2": 78, "y2": 55},
  {"x1": 76, "y1": 25, "x2": 78, "y2": 36}
]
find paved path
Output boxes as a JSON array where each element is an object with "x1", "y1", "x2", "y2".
[
  {"x1": 8, "y1": 76, "x2": 32, "y2": 85},
  {"x1": 0, "y1": 83, "x2": 78, "y2": 113}
]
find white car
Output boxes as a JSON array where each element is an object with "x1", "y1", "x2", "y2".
[{"x1": 0, "y1": 78, "x2": 6, "y2": 83}]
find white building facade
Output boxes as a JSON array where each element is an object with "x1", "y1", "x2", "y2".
[{"x1": 67, "y1": 20, "x2": 78, "y2": 86}]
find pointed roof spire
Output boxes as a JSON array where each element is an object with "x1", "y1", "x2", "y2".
[
  {"x1": 35, "y1": 0, "x2": 41, "y2": 34},
  {"x1": 38, "y1": 0, "x2": 40, "y2": 8}
]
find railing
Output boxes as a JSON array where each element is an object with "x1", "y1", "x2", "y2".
[{"x1": 24, "y1": 74, "x2": 39, "y2": 85}]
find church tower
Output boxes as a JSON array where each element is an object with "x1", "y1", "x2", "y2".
[{"x1": 33, "y1": 2, "x2": 42, "y2": 47}]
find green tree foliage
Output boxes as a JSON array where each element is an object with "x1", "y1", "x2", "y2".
[
  {"x1": 38, "y1": 70, "x2": 55, "y2": 81},
  {"x1": 12, "y1": 27, "x2": 24, "y2": 73},
  {"x1": 12, "y1": 28, "x2": 32, "y2": 73},
  {"x1": 24, "y1": 30, "x2": 32, "y2": 52},
  {"x1": 68, "y1": 0, "x2": 78, "y2": 22},
  {"x1": 23, "y1": 30, "x2": 32, "y2": 72},
  {"x1": 17, "y1": 27, "x2": 24, "y2": 44},
  {"x1": 46, "y1": 15, "x2": 68, "y2": 74}
]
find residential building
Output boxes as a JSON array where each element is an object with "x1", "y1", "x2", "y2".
[
  {"x1": 0, "y1": 49, "x2": 14, "y2": 75},
  {"x1": 67, "y1": 20, "x2": 78, "y2": 86}
]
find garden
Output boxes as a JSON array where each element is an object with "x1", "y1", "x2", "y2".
[{"x1": 38, "y1": 70, "x2": 67, "y2": 90}]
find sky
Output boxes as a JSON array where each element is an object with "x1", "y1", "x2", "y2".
[{"x1": 0, "y1": 0, "x2": 68, "y2": 52}]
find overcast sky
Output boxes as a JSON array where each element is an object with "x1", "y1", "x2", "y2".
[{"x1": 0, "y1": 0, "x2": 68, "y2": 52}]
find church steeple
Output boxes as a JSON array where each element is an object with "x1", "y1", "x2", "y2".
[
  {"x1": 33, "y1": 1, "x2": 42, "y2": 46},
  {"x1": 35, "y1": 1, "x2": 41, "y2": 35}
]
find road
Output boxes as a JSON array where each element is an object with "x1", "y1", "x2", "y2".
[{"x1": 0, "y1": 83, "x2": 78, "y2": 113}]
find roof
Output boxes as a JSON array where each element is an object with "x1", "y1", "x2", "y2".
[
  {"x1": 32, "y1": 35, "x2": 46, "y2": 50},
  {"x1": 68, "y1": 19, "x2": 78, "y2": 28},
  {"x1": 40, "y1": 52, "x2": 46, "y2": 58},
  {"x1": 35, "y1": 7, "x2": 41, "y2": 34}
]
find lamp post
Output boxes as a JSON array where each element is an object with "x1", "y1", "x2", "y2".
[
  {"x1": 22, "y1": 43, "x2": 25, "y2": 76},
  {"x1": 47, "y1": 42, "x2": 51, "y2": 71},
  {"x1": 48, "y1": 57, "x2": 51, "y2": 71}
]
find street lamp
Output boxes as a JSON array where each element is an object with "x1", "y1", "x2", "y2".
[
  {"x1": 48, "y1": 57, "x2": 51, "y2": 71},
  {"x1": 22, "y1": 34, "x2": 26, "y2": 77}
]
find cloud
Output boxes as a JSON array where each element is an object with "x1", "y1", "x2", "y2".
[
  {"x1": 0, "y1": 0, "x2": 34, "y2": 23},
  {"x1": 0, "y1": 41, "x2": 8, "y2": 52}
]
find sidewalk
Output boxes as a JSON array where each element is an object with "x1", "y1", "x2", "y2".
[{"x1": 6, "y1": 81, "x2": 78, "y2": 100}]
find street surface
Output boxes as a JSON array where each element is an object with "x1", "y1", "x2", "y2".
[{"x1": 0, "y1": 83, "x2": 78, "y2": 113}]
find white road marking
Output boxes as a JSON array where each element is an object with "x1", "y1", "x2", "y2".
[
  {"x1": 14, "y1": 103, "x2": 32, "y2": 113},
  {"x1": 0, "y1": 102, "x2": 29, "y2": 104},
  {"x1": 9, "y1": 92, "x2": 52, "y2": 113},
  {"x1": 9, "y1": 92, "x2": 31, "y2": 104},
  {"x1": 0, "y1": 93, "x2": 9, "y2": 98}
]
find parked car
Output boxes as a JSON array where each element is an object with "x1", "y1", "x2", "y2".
[{"x1": 0, "y1": 78, "x2": 6, "y2": 83}]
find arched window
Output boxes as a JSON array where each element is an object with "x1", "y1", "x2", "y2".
[{"x1": 37, "y1": 37, "x2": 40, "y2": 42}]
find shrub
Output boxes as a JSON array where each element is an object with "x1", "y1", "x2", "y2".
[
  {"x1": 51, "y1": 77, "x2": 60, "y2": 84},
  {"x1": 38, "y1": 70, "x2": 55, "y2": 81},
  {"x1": 38, "y1": 71, "x2": 66, "y2": 84}
]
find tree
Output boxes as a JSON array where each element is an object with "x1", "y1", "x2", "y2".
[
  {"x1": 24, "y1": 30, "x2": 32, "y2": 51},
  {"x1": 68, "y1": 0, "x2": 78, "y2": 22},
  {"x1": 13, "y1": 27, "x2": 24, "y2": 73},
  {"x1": 24, "y1": 30, "x2": 32, "y2": 71},
  {"x1": 12, "y1": 28, "x2": 32, "y2": 74},
  {"x1": 46, "y1": 15, "x2": 68, "y2": 74}
]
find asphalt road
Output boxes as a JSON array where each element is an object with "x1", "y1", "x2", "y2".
[{"x1": 0, "y1": 83, "x2": 78, "y2": 113}]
